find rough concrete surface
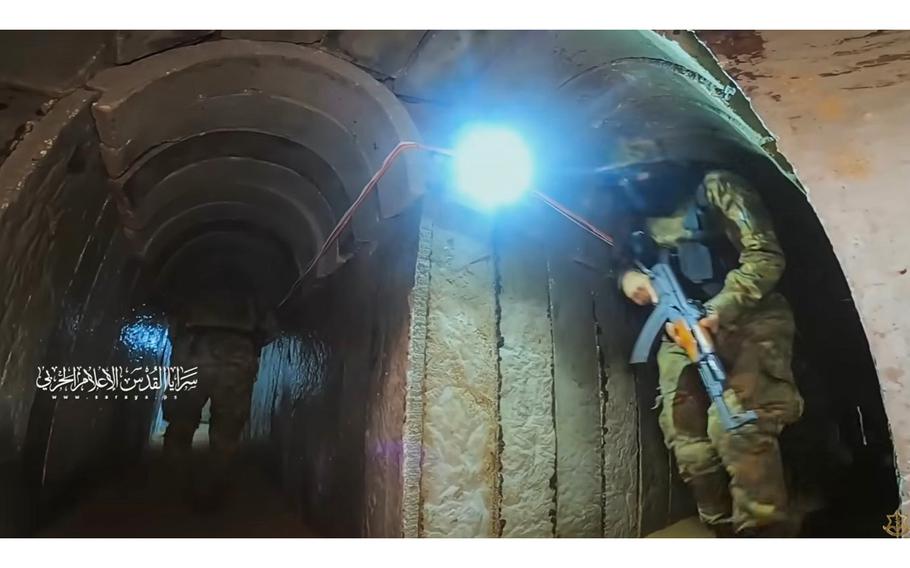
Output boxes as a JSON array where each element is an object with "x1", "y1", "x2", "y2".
[
  {"x1": 220, "y1": 30, "x2": 325, "y2": 45},
  {"x1": 401, "y1": 218, "x2": 433, "y2": 538},
  {"x1": 548, "y1": 232, "x2": 604, "y2": 537},
  {"x1": 420, "y1": 200, "x2": 499, "y2": 537},
  {"x1": 332, "y1": 31, "x2": 426, "y2": 78},
  {"x1": 361, "y1": 208, "x2": 422, "y2": 537},
  {"x1": 0, "y1": 88, "x2": 51, "y2": 165},
  {"x1": 0, "y1": 89, "x2": 99, "y2": 458},
  {"x1": 0, "y1": 32, "x2": 108, "y2": 95},
  {"x1": 497, "y1": 231, "x2": 557, "y2": 537},
  {"x1": 0, "y1": 87, "x2": 147, "y2": 535},
  {"x1": 593, "y1": 246, "x2": 640, "y2": 538},
  {"x1": 113, "y1": 31, "x2": 212, "y2": 64}
]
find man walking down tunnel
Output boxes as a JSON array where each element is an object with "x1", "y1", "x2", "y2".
[{"x1": 161, "y1": 272, "x2": 277, "y2": 509}]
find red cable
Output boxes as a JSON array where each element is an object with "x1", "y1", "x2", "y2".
[
  {"x1": 278, "y1": 141, "x2": 613, "y2": 307},
  {"x1": 278, "y1": 142, "x2": 449, "y2": 307},
  {"x1": 532, "y1": 190, "x2": 615, "y2": 247}
]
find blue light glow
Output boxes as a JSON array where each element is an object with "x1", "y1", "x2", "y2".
[
  {"x1": 119, "y1": 316, "x2": 169, "y2": 359},
  {"x1": 452, "y1": 125, "x2": 534, "y2": 209}
]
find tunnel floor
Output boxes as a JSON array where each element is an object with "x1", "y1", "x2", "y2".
[{"x1": 37, "y1": 436, "x2": 315, "y2": 537}]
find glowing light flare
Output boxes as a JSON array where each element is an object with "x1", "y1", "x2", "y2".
[{"x1": 451, "y1": 126, "x2": 534, "y2": 209}]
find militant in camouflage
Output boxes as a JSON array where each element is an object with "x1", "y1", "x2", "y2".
[{"x1": 624, "y1": 170, "x2": 804, "y2": 535}]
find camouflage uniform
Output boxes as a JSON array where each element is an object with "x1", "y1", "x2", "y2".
[
  {"x1": 163, "y1": 291, "x2": 270, "y2": 473},
  {"x1": 630, "y1": 170, "x2": 804, "y2": 534}
]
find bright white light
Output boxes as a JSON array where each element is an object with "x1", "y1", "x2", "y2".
[{"x1": 452, "y1": 126, "x2": 534, "y2": 209}]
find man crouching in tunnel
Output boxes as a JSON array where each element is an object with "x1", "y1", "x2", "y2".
[
  {"x1": 607, "y1": 137, "x2": 806, "y2": 537},
  {"x1": 162, "y1": 275, "x2": 276, "y2": 508}
]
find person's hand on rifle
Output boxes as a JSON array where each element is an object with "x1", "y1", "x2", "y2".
[
  {"x1": 621, "y1": 270, "x2": 657, "y2": 306},
  {"x1": 665, "y1": 311, "x2": 720, "y2": 349},
  {"x1": 622, "y1": 270, "x2": 720, "y2": 345}
]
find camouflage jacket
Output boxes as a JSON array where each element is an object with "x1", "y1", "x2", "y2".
[{"x1": 633, "y1": 169, "x2": 786, "y2": 327}]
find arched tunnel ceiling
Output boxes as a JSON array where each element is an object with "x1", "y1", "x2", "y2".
[
  {"x1": 88, "y1": 39, "x2": 426, "y2": 217},
  {"x1": 83, "y1": 39, "x2": 427, "y2": 305},
  {"x1": 122, "y1": 133, "x2": 342, "y2": 277}
]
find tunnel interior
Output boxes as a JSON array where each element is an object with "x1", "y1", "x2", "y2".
[{"x1": 0, "y1": 31, "x2": 901, "y2": 537}]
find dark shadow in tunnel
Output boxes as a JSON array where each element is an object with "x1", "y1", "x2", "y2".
[{"x1": 28, "y1": 224, "x2": 315, "y2": 536}]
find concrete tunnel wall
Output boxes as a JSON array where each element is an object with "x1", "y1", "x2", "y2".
[
  {"x1": 0, "y1": 30, "x2": 905, "y2": 537},
  {"x1": 0, "y1": 89, "x2": 160, "y2": 534},
  {"x1": 401, "y1": 192, "x2": 645, "y2": 537}
]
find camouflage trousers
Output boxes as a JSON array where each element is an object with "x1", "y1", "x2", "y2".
[
  {"x1": 163, "y1": 329, "x2": 259, "y2": 468},
  {"x1": 656, "y1": 292, "x2": 804, "y2": 535}
]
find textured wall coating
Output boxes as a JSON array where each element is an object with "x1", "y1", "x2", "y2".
[
  {"x1": 498, "y1": 231, "x2": 557, "y2": 538},
  {"x1": 401, "y1": 218, "x2": 432, "y2": 538},
  {"x1": 409, "y1": 203, "x2": 649, "y2": 538},
  {"x1": 696, "y1": 29, "x2": 910, "y2": 520},
  {"x1": 420, "y1": 201, "x2": 499, "y2": 537},
  {"x1": 548, "y1": 231, "x2": 603, "y2": 537},
  {"x1": 592, "y1": 246, "x2": 640, "y2": 538}
]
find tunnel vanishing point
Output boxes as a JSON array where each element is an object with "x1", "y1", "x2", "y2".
[{"x1": 0, "y1": 30, "x2": 907, "y2": 537}]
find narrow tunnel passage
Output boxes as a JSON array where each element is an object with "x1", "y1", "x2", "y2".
[{"x1": 2, "y1": 37, "x2": 425, "y2": 537}]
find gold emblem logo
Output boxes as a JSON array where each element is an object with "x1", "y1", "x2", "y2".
[{"x1": 883, "y1": 510, "x2": 909, "y2": 538}]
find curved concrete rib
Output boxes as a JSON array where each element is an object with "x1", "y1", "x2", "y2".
[{"x1": 89, "y1": 39, "x2": 427, "y2": 220}]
